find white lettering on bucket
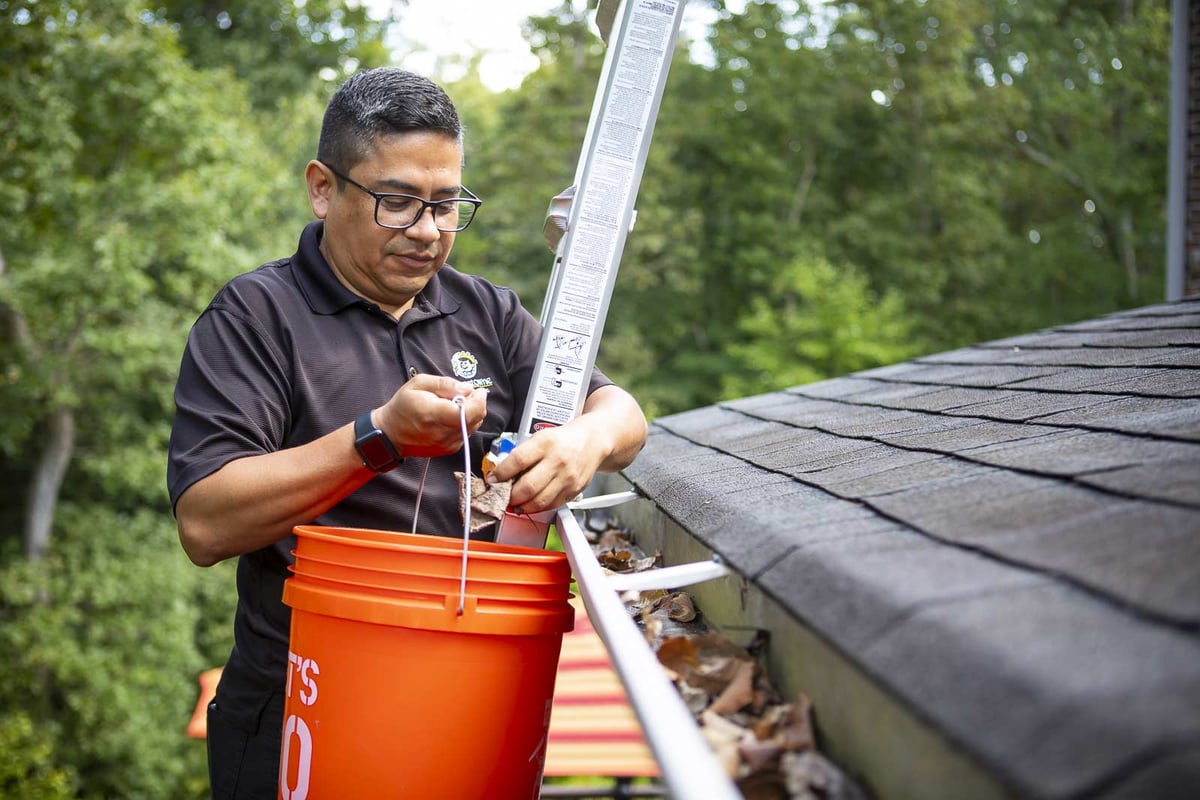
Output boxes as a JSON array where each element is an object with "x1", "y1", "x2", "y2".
[
  {"x1": 286, "y1": 651, "x2": 320, "y2": 707},
  {"x1": 279, "y1": 714, "x2": 312, "y2": 800}
]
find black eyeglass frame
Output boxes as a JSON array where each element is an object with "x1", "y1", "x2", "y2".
[{"x1": 321, "y1": 162, "x2": 482, "y2": 232}]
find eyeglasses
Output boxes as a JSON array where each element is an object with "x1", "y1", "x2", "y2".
[{"x1": 322, "y1": 163, "x2": 482, "y2": 232}]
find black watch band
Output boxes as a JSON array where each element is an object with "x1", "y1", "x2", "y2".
[{"x1": 353, "y1": 411, "x2": 403, "y2": 473}]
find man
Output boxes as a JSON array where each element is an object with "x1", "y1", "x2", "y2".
[{"x1": 167, "y1": 67, "x2": 647, "y2": 798}]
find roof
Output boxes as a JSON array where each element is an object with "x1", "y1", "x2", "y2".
[{"x1": 617, "y1": 298, "x2": 1200, "y2": 799}]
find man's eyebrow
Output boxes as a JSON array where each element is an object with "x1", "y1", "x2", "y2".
[{"x1": 375, "y1": 178, "x2": 464, "y2": 197}]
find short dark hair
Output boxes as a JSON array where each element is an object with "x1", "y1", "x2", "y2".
[{"x1": 317, "y1": 68, "x2": 463, "y2": 172}]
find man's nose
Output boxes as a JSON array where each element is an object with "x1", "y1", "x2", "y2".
[{"x1": 405, "y1": 206, "x2": 441, "y2": 242}]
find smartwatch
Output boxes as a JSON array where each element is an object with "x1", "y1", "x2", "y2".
[{"x1": 353, "y1": 411, "x2": 403, "y2": 472}]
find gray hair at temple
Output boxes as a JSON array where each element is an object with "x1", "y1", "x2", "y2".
[{"x1": 317, "y1": 67, "x2": 463, "y2": 172}]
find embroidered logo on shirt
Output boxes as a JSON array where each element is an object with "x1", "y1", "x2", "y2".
[
  {"x1": 450, "y1": 350, "x2": 492, "y2": 388},
  {"x1": 451, "y1": 350, "x2": 478, "y2": 379}
]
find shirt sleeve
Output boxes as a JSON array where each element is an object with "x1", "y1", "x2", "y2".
[{"x1": 166, "y1": 301, "x2": 291, "y2": 512}]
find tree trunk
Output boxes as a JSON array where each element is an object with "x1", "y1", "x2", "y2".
[
  {"x1": 1120, "y1": 207, "x2": 1138, "y2": 299},
  {"x1": 25, "y1": 406, "x2": 74, "y2": 560},
  {"x1": 787, "y1": 149, "x2": 818, "y2": 228}
]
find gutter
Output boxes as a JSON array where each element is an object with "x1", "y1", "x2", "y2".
[{"x1": 555, "y1": 503, "x2": 742, "y2": 800}]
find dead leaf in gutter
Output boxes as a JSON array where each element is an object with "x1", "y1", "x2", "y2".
[
  {"x1": 642, "y1": 615, "x2": 664, "y2": 650},
  {"x1": 708, "y1": 658, "x2": 757, "y2": 715},
  {"x1": 678, "y1": 680, "x2": 709, "y2": 715},
  {"x1": 597, "y1": 548, "x2": 632, "y2": 570},
  {"x1": 657, "y1": 632, "x2": 756, "y2": 695},
  {"x1": 781, "y1": 750, "x2": 869, "y2": 800},
  {"x1": 656, "y1": 635, "x2": 699, "y2": 674},
  {"x1": 700, "y1": 709, "x2": 749, "y2": 778},
  {"x1": 646, "y1": 591, "x2": 696, "y2": 623},
  {"x1": 738, "y1": 735, "x2": 784, "y2": 775},
  {"x1": 627, "y1": 588, "x2": 667, "y2": 616},
  {"x1": 753, "y1": 695, "x2": 814, "y2": 753},
  {"x1": 596, "y1": 529, "x2": 633, "y2": 550},
  {"x1": 628, "y1": 553, "x2": 661, "y2": 572}
]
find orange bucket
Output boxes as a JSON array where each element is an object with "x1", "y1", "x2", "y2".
[{"x1": 278, "y1": 525, "x2": 574, "y2": 800}]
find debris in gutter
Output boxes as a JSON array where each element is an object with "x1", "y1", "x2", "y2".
[{"x1": 583, "y1": 515, "x2": 871, "y2": 800}]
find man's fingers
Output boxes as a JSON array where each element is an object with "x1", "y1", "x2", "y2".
[{"x1": 406, "y1": 372, "x2": 476, "y2": 399}]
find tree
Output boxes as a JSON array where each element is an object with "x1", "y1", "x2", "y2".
[
  {"x1": 150, "y1": 0, "x2": 392, "y2": 110},
  {"x1": 722, "y1": 253, "x2": 922, "y2": 397},
  {"x1": 0, "y1": 712, "x2": 73, "y2": 799},
  {"x1": 0, "y1": 0, "x2": 388, "y2": 793},
  {"x1": 970, "y1": 0, "x2": 1171, "y2": 312},
  {"x1": 0, "y1": 0, "x2": 341, "y2": 559},
  {"x1": 0, "y1": 509, "x2": 234, "y2": 798},
  {"x1": 793, "y1": 0, "x2": 1169, "y2": 341}
]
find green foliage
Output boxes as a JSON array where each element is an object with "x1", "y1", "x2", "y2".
[
  {"x1": 0, "y1": 0, "x2": 304, "y2": 468},
  {"x1": 439, "y1": 0, "x2": 1171, "y2": 418},
  {"x1": 721, "y1": 254, "x2": 922, "y2": 398},
  {"x1": 969, "y1": 0, "x2": 1172, "y2": 312},
  {"x1": 0, "y1": 506, "x2": 237, "y2": 799},
  {"x1": 0, "y1": 712, "x2": 74, "y2": 799},
  {"x1": 148, "y1": 0, "x2": 392, "y2": 109},
  {"x1": 451, "y1": 6, "x2": 605, "y2": 305},
  {"x1": 1, "y1": 0, "x2": 385, "y2": 794}
]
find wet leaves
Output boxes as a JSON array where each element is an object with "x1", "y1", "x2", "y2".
[
  {"x1": 708, "y1": 658, "x2": 757, "y2": 715},
  {"x1": 657, "y1": 632, "x2": 755, "y2": 697},
  {"x1": 594, "y1": 527, "x2": 658, "y2": 572},
  {"x1": 587, "y1": 524, "x2": 871, "y2": 800}
]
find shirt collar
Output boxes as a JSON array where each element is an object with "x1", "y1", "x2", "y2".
[{"x1": 293, "y1": 220, "x2": 461, "y2": 318}]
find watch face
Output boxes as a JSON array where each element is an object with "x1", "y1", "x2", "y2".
[
  {"x1": 355, "y1": 413, "x2": 400, "y2": 472},
  {"x1": 359, "y1": 432, "x2": 395, "y2": 471}
]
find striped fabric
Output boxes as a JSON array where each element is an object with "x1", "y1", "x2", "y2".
[{"x1": 543, "y1": 595, "x2": 659, "y2": 778}]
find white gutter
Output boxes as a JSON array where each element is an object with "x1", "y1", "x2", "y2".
[{"x1": 555, "y1": 505, "x2": 743, "y2": 800}]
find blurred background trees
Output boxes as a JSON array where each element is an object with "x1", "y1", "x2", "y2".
[{"x1": 0, "y1": 0, "x2": 1173, "y2": 795}]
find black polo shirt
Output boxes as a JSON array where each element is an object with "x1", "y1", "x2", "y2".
[{"x1": 167, "y1": 220, "x2": 610, "y2": 727}]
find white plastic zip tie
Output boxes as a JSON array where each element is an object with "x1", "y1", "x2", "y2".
[{"x1": 453, "y1": 396, "x2": 471, "y2": 616}]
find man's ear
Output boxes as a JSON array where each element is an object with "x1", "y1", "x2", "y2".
[{"x1": 305, "y1": 160, "x2": 334, "y2": 219}]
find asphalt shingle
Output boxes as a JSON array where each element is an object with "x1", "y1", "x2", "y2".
[{"x1": 619, "y1": 298, "x2": 1200, "y2": 799}]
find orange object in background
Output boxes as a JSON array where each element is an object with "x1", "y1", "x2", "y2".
[{"x1": 186, "y1": 667, "x2": 223, "y2": 739}]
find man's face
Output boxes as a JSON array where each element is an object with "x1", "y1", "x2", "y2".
[{"x1": 307, "y1": 131, "x2": 464, "y2": 316}]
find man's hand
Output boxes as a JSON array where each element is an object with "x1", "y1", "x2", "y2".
[
  {"x1": 375, "y1": 374, "x2": 487, "y2": 458},
  {"x1": 486, "y1": 385, "x2": 646, "y2": 514},
  {"x1": 176, "y1": 374, "x2": 491, "y2": 567},
  {"x1": 487, "y1": 422, "x2": 604, "y2": 514}
]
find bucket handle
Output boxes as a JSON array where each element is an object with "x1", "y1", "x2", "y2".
[{"x1": 453, "y1": 395, "x2": 472, "y2": 616}]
